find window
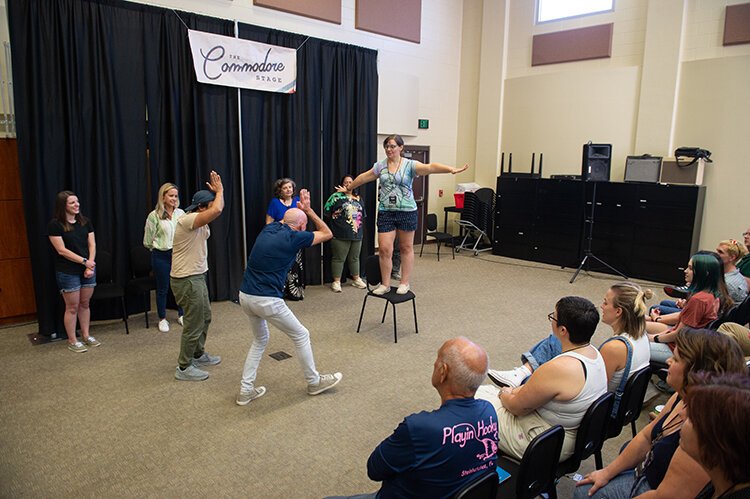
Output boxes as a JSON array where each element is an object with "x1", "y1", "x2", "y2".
[{"x1": 537, "y1": 0, "x2": 614, "y2": 24}]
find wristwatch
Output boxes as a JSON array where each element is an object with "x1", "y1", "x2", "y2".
[
  {"x1": 82, "y1": 257, "x2": 88, "y2": 265},
  {"x1": 654, "y1": 335, "x2": 661, "y2": 343}
]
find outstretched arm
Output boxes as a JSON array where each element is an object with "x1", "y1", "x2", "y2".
[
  {"x1": 414, "y1": 162, "x2": 469, "y2": 176},
  {"x1": 297, "y1": 189, "x2": 332, "y2": 245},
  {"x1": 337, "y1": 169, "x2": 377, "y2": 194}
]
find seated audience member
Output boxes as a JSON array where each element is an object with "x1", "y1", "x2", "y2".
[
  {"x1": 477, "y1": 296, "x2": 607, "y2": 461},
  {"x1": 574, "y1": 328, "x2": 747, "y2": 499},
  {"x1": 717, "y1": 322, "x2": 750, "y2": 357},
  {"x1": 328, "y1": 337, "x2": 497, "y2": 499},
  {"x1": 681, "y1": 372, "x2": 750, "y2": 499},
  {"x1": 716, "y1": 239, "x2": 749, "y2": 303},
  {"x1": 489, "y1": 283, "x2": 650, "y2": 418},
  {"x1": 647, "y1": 253, "x2": 731, "y2": 363},
  {"x1": 736, "y1": 226, "x2": 750, "y2": 286}
]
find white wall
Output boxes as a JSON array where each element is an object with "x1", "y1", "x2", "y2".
[{"x1": 473, "y1": 0, "x2": 750, "y2": 250}]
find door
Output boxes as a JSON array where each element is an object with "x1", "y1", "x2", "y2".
[{"x1": 402, "y1": 145, "x2": 429, "y2": 244}]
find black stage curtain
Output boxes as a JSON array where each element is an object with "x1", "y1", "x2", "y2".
[
  {"x1": 9, "y1": 0, "x2": 243, "y2": 336},
  {"x1": 320, "y1": 40, "x2": 378, "y2": 282},
  {"x1": 142, "y1": 9, "x2": 243, "y2": 302},
  {"x1": 238, "y1": 24, "x2": 378, "y2": 285}
]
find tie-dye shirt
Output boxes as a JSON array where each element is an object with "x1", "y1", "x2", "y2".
[
  {"x1": 323, "y1": 192, "x2": 365, "y2": 240},
  {"x1": 372, "y1": 158, "x2": 418, "y2": 212}
]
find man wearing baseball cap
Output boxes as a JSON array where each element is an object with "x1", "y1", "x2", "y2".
[{"x1": 171, "y1": 171, "x2": 224, "y2": 381}]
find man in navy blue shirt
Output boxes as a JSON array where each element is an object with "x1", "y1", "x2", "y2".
[
  {"x1": 236, "y1": 188, "x2": 342, "y2": 406},
  {"x1": 331, "y1": 337, "x2": 498, "y2": 498}
]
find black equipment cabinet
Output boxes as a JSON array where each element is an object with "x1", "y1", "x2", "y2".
[
  {"x1": 493, "y1": 177, "x2": 705, "y2": 284},
  {"x1": 494, "y1": 177, "x2": 583, "y2": 268}
]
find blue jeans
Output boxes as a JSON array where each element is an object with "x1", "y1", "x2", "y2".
[
  {"x1": 152, "y1": 249, "x2": 183, "y2": 319},
  {"x1": 573, "y1": 470, "x2": 651, "y2": 498},
  {"x1": 650, "y1": 300, "x2": 680, "y2": 315},
  {"x1": 522, "y1": 334, "x2": 561, "y2": 371},
  {"x1": 55, "y1": 269, "x2": 96, "y2": 293}
]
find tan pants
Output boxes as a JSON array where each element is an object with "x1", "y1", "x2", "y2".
[
  {"x1": 718, "y1": 322, "x2": 750, "y2": 356},
  {"x1": 474, "y1": 384, "x2": 576, "y2": 461}
]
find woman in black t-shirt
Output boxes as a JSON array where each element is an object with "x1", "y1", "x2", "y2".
[{"x1": 48, "y1": 191, "x2": 100, "y2": 353}]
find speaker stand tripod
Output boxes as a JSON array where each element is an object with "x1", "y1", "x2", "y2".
[{"x1": 570, "y1": 182, "x2": 628, "y2": 284}]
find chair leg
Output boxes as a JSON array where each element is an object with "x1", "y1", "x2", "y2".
[
  {"x1": 412, "y1": 298, "x2": 418, "y2": 335},
  {"x1": 595, "y1": 450, "x2": 603, "y2": 470},
  {"x1": 451, "y1": 241, "x2": 455, "y2": 259},
  {"x1": 143, "y1": 293, "x2": 149, "y2": 328},
  {"x1": 631, "y1": 420, "x2": 637, "y2": 438},
  {"x1": 381, "y1": 301, "x2": 388, "y2": 323},
  {"x1": 392, "y1": 303, "x2": 398, "y2": 343},
  {"x1": 120, "y1": 296, "x2": 130, "y2": 335},
  {"x1": 436, "y1": 242, "x2": 441, "y2": 261},
  {"x1": 419, "y1": 238, "x2": 424, "y2": 257},
  {"x1": 357, "y1": 296, "x2": 368, "y2": 333}
]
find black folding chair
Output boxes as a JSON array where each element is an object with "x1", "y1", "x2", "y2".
[
  {"x1": 497, "y1": 424, "x2": 565, "y2": 499},
  {"x1": 357, "y1": 255, "x2": 418, "y2": 343},
  {"x1": 419, "y1": 213, "x2": 455, "y2": 261}
]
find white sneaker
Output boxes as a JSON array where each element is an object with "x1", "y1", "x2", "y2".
[
  {"x1": 351, "y1": 278, "x2": 367, "y2": 289},
  {"x1": 331, "y1": 281, "x2": 342, "y2": 292},
  {"x1": 372, "y1": 284, "x2": 389, "y2": 296},
  {"x1": 488, "y1": 366, "x2": 531, "y2": 388},
  {"x1": 307, "y1": 372, "x2": 343, "y2": 395},
  {"x1": 158, "y1": 319, "x2": 170, "y2": 333},
  {"x1": 177, "y1": 316, "x2": 183, "y2": 326},
  {"x1": 396, "y1": 283, "x2": 410, "y2": 295}
]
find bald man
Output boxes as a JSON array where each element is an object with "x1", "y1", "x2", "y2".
[
  {"x1": 236, "y1": 188, "x2": 342, "y2": 406},
  {"x1": 332, "y1": 338, "x2": 498, "y2": 499}
]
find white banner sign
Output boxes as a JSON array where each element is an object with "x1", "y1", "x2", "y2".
[{"x1": 188, "y1": 29, "x2": 296, "y2": 94}]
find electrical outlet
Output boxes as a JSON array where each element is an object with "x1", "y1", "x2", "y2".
[{"x1": 438, "y1": 189, "x2": 443, "y2": 197}]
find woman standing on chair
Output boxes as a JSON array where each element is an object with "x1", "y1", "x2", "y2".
[
  {"x1": 143, "y1": 182, "x2": 185, "y2": 333},
  {"x1": 339, "y1": 135, "x2": 468, "y2": 295},
  {"x1": 48, "y1": 191, "x2": 100, "y2": 353},
  {"x1": 266, "y1": 178, "x2": 304, "y2": 300},
  {"x1": 324, "y1": 174, "x2": 366, "y2": 292}
]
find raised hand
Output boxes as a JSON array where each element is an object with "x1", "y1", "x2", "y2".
[
  {"x1": 452, "y1": 164, "x2": 470, "y2": 175},
  {"x1": 334, "y1": 185, "x2": 349, "y2": 193},
  {"x1": 206, "y1": 170, "x2": 223, "y2": 193},
  {"x1": 297, "y1": 189, "x2": 311, "y2": 211}
]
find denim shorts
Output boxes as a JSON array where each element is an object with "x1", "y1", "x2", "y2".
[
  {"x1": 56, "y1": 270, "x2": 96, "y2": 293},
  {"x1": 377, "y1": 210, "x2": 418, "y2": 232}
]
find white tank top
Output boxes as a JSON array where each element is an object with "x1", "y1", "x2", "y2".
[
  {"x1": 537, "y1": 348, "x2": 608, "y2": 429},
  {"x1": 607, "y1": 332, "x2": 650, "y2": 393}
]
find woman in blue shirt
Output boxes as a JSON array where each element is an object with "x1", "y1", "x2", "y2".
[{"x1": 266, "y1": 178, "x2": 304, "y2": 300}]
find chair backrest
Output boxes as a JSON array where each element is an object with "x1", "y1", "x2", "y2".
[
  {"x1": 130, "y1": 246, "x2": 152, "y2": 278},
  {"x1": 452, "y1": 469, "x2": 499, "y2": 499},
  {"x1": 516, "y1": 424, "x2": 565, "y2": 499},
  {"x1": 364, "y1": 254, "x2": 382, "y2": 288},
  {"x1": 607, "y1": 366, "x2": 651, "y2": 439},
  {"x1": 96, "y1": 250, "x2": 114, "y2": 283},
  {"x1": 560, "y1": 392, "x2": 614, "y2": 473},
  {"x1": 726, "y1": 294, "x2": 750, "y2": 325},
  {"x1": 426, "y1": 213, "x2": 438, "y2": 232}
]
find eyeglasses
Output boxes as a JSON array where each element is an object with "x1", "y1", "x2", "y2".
[
  {"x1": 547, "y1": 312, "x2": 558, "y2": 323},
  {"x1": 743, "y1": 232, "x2": 750, "y2": 237},
  {"x1": 384, "y1": 144, "x2": 399, "y2": 150}
]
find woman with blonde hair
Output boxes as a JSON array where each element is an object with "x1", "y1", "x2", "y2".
[
  {"x1": 144, "y1": 182, "x2": 185, "y2": 332},
  {"x1": 488, "y1": 282, "x2": 652, "y2": 417}
]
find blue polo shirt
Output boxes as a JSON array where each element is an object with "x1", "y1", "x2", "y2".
[
  {"x1": 240, "y1": 222, "x2": 313, "y2": 298},
  {"x1": 368, "y1": 397, "x2": 499, "y2": 499}
]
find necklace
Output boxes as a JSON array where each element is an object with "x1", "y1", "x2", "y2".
[
  {"x1": 562, "y1": 343, "x2": 590, "y2": 354},
  {"x1": 388, "y1": 156, "x2": 402, "y2": 173}
]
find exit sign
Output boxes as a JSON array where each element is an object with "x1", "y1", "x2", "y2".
[{"x1": 418, "y1": 119, "x2": 429, "y2": 129}]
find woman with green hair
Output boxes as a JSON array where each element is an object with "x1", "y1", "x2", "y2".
[{"x1": 647, "y1": 252, "x2": 731, "y2": 362}]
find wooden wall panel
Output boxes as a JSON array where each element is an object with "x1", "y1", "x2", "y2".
[
  {"x1": 532, "y1": 23, "x2": 613, "y2": 66},
  {"x1": 723, "y1": 3, "x2": 750, "y2": 46},
  {"x1": 0, "y1": 259, "x2": 37, "y2": 319},
  {"x1": 356, "y1": 0, "x2": 421, "y2": 44},
  {"x1": 0, "y1": 138, "x2": 21, "y2": 199},
  {"x1": 253, "y1": 0, "x2": 341, "y2": 24}
]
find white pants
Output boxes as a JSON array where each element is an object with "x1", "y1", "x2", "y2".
[{"x1": 239, "y1": 292, "x2": 320, "y2": 392}]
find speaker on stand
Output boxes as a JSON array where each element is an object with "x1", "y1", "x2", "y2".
[
  {"x1": 582, "y1": 143, "x2": 612, "y2": 182},
  {"x1": 570, "y1": 142, "x2": 627, "y2": 283}
]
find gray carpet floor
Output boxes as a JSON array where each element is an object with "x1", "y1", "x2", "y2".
[{"x1": 0, "y1": 250, "x2": 671, "y2": 498}]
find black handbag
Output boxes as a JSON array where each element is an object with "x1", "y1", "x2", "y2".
[{"x1": 674, "y1": 147, "x2": 712, "y2": 167}]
